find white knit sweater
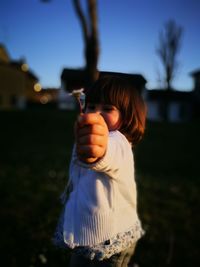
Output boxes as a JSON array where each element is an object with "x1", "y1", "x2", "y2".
[{"x1": 63, "y1": 130, "x2": 140, "y2": 248}]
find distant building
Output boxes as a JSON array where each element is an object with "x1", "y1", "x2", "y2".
[
  {"x1": 190, "y1": 69, "x2": 200, "y2": 118},
  {"x1": 0, "y1": 43, "x2": 40, "y2": 110},
  {"x1": 59, "y1": 68, "x2": 147, "y2": 109},
  {"x1": 146, "y1": 89, "x2": 194, "y2": 122},
  {"x1": 191, "y1": 69, "x2": 200, "y2": 93},
  {"x1": 146, "y1": 69, "x2": 200, "y2": 122},
  {"x1": 33, "y1": 87, "x2": 59, "y2": 107}
]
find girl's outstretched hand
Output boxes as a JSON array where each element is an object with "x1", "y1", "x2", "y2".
[{"x1": 75, "y1": 113, "x2": 109, "y2": 163}]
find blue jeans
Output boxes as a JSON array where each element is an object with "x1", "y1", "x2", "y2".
[{"x1": 69, "y1": 244, "x2": 136, "y2": 267}]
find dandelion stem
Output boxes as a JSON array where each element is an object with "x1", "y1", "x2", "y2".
[
  {"x1": 69, "y1": 89, "x2": 85, "y2": 114},
  {"x1": 77, "y1": 97, "x2": 83, "y2": 114}
]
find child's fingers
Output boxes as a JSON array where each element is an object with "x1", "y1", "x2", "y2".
[
  {"x1": 75, "y1": 113, "x2": 108, "y2": 162},
  {"x1": 77, "y1": 144, "x2": 105, "y2": 159},
  {"x1": 78, "y1": 113, "x2": 107, "y2": 128},
  {"x1": 77, "y1": 134, "x2": 106, "y2": 147},
  {"x1": 78, "y1": 157, "x2": 98, "y2": 164},
  {"x1": 77, "y1": 124, "x2": 106, "y2": 137}
]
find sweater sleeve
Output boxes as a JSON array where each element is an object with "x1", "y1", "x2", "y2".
[{"x1": 76, "y1": 131, "x2": 132, "y2": 179}]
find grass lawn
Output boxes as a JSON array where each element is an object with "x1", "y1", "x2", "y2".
[{"x1": 0, "y1": 109, "x2": 199, "y2": 267}]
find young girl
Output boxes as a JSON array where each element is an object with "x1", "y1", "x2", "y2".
[{"x1": 56, "y1": 75, "x2": 147, "y2": 267}]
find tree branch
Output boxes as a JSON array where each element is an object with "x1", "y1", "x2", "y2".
[
  {"x1": 73, "y1": 0, "x2": 89, "y2": 42},
  {"x1": 88, "y1": 0, "x2": 98, "y2": 38}
]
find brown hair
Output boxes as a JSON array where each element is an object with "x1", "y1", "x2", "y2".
[{"x1": 85, "y1": 75, "x2": 147, "y2": 146}]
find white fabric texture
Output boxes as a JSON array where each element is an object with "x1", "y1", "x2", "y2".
[{"x1": 63, "y1": 130, "x2": 142, "y2": 248}]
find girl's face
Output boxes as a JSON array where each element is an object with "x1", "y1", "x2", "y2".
[{"x1": 85, "y1": 103, "x2": 121, "y2": 131}]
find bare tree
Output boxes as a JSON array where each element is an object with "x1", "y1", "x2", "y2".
[
  {"x1": 41, "y1": 0, "x2": 99, "y2": 87},
  {"x1": 73, "y1": 0, "x2": 99, "y2": 86},
  {"x1": 156, "y1": 20, "x2": 183, "y2": 90}
]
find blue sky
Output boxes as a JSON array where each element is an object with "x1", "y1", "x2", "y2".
[{"x1": 0, "y1": 0, "x2": 199, "y2": 91}]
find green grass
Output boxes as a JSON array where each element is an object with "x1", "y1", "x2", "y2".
[{"x1": 0, "y1": 110, "x2": 199, "y2": 267}]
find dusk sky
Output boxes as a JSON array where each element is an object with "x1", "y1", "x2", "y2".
[{"x1": 0, "y1": 0, "x2": 199, "y2": 91}]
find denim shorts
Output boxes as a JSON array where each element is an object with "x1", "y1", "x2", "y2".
[{"x1": 69, "y1": 243, "x2": 136, "y2": 267}]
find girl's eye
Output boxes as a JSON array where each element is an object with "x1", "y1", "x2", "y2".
[
  {"x1": 103, "y1": 107, "x2": 113, "y2": 112},
  {"x1": 103, "y1": 106, "x2": 116, "y2": 112}
]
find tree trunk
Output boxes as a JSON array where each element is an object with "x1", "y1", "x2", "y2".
[{"x1": 73, "y1": 0, "x2": 99, "y2": 88}]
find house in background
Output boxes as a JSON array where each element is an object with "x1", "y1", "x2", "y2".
[
  {"x1": 59, "y1": 68, "x2": 86, "y2": 110},
  {"x1": 145, "y1": 89, "x2": 194, "y2": 122},
  {"x1": 145, "y1": 69, "x2": 200, "y2": 122},
  {"x1": 59, "y1": 68, "x2": 147, "y2": 109},
  {"x1": 2, "y1": 41, "x2": 199, "y2": 119},
  {"x1": 0, "y1": 43, "x2": 40, "y2": 110},
  {"x1": 32, "y1": 87, "x2": 59, "y2": 107},
  {"x1": 190, "y1": 69, "x2": 200, "y2": 118}
]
